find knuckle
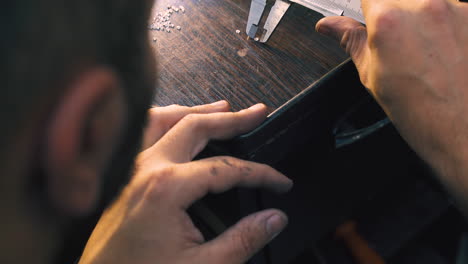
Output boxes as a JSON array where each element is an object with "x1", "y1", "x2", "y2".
[
  {"x1": 179, "y1": 113, "x2": 204, "y2": 133},
  {"x1": 148, "y1": 107, "x2": 167, "y2": 123},
  {"x1": 181, "y1": 113, "x2": 202, "y2": 126},
  {"x1": 164, "y1": 104, "x2": 186, "y2": 114},
  {"x1": 216, "y1": 156, "x2": 243, "y2": 171},
  {"x1": 156, "y1": 104, "x2": 180, "y2": 113},
  {"x1": 149, "y1": 107, "x2": 158, "y2": 114},
  {"x1": 340, "y1": 26, "x2": 366, "y2": 55},
  {"x1": 229, "y1": 112, "x2": 245, "y2": 134},
  {"x1": 154, "y1": 165, "x2": 176, "y2": 182},
  {"x1": 167, "y1": 103, "x2": 182, "y2": 109},
  {"x1": 190, "y1": 105, "x2": 203, "y2": 113},
  {"x1": 206, "y1": 157, "x2": 230, "y2": 176},
  {"x1": 210, "y1": 156, "x2": 250, "y2": 178},
  {"x1": 148, "y1": 107, "x2": 162, "y2": 117},
  {"x1": 340, "y1": 28, "x2": 352, "y2": 50},
  {"x1": 126, "y1": 164, "x2": 177, "y2": 207},
  {"x1": 368, "y1": 7, "x2": 401, "y2": 45},
  {"x1": 234, "y1": 228, "x2": 257, "y2": 256},
  {"x1": 145, "y1": 165, "x2": 176, "y2": 199},
  {"x1": 420, "y1": 0, "x2": 449, "y2": 19},
  {"x1": 218, "y1": 156, "x2": 237, "y2": 167},
  {"x1": 217, "y1": 156, "x2": 256, "y2": 178}
]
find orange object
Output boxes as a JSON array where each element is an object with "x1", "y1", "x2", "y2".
[{"x1": 335, "y1": 221, "x2": 386, "y2": 264}]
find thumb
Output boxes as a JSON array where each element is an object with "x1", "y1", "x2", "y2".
[
  {"x1": 316, "y1": 16, "x2": 368, "y2": 68},
  {"x1": 199, "y1": 209, "x2": 288, "y2": 264}
]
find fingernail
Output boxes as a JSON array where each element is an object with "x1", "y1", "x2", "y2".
[
  {"x1": 316, "y1": 22, "x2": 329, "y2": 35},
  {"x1": 211, "y1": 100, "x2": 228, "y2": 107},
  {"x1": 248, "y1": 103, "x2": 266, "y2": 111},
  {"x1": 266, "y1": 213, "x2": 288, "y2": 239}
]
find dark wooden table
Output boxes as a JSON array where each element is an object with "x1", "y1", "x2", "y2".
[{"x1": 149, "y1": 0, "x2": 348, "y2": 111}]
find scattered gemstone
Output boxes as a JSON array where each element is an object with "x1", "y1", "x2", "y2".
[{"x1": 149, "y1": 6, "x2": 185, "y2": 34}]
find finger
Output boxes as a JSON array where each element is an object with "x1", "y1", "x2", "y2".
[
  {"x1": 153, "y1": 103, "x2": 269, "y2": 163},
  {"x1": 316, "y1": 16, "x2": 369, "y2": 69},
  {"x1": 197, "y1": 209, "x2": 288, "y2": 264},
  {"x1": 142, "y1": 101, "x2": 230, "y2": 149},
  {"x1": 174, "y1": 156, "x2": 293, "y2": 208}
]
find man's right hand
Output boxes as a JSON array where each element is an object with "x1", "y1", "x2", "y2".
[{"x1": 316, "y1": 0, "x2": 468, "y2": 210}]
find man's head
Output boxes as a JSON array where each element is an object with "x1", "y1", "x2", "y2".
[{"x1": 1, "y1": 0, "x2": 154, "y2": 262}]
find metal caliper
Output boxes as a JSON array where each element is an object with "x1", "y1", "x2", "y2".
[{"x1": 246, "y1": 0, "x2": 365, "y2": 42}]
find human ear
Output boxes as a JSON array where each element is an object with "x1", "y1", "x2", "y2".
[{"x1": 44, "y1": 67, "x2": 127, "y2": 217}]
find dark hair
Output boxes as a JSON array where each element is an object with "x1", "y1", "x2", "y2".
[
  {"x1": 0, "y1": 2, "x2": 156, "y2": 261},
  {"x1": 0, "y1": 0, "x2": 155, "y2": 160}
]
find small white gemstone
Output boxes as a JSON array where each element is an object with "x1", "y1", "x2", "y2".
[
  {"x1": 148, "y1": 6, "x2": 186, "y2": 33},
  {"x1": 235, "y1": 29, "x2": 241, "y2": 34},
  {"x1": 153, "y1": 38, "x2": 157, "y2": 42},
  {"x1": 254, "y1": 37, "x2": 259, "y2": 41}
]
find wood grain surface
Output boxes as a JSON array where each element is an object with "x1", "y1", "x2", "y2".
[{"x1": 149, "y1": 0, "x2": 348, "y2": 111}]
